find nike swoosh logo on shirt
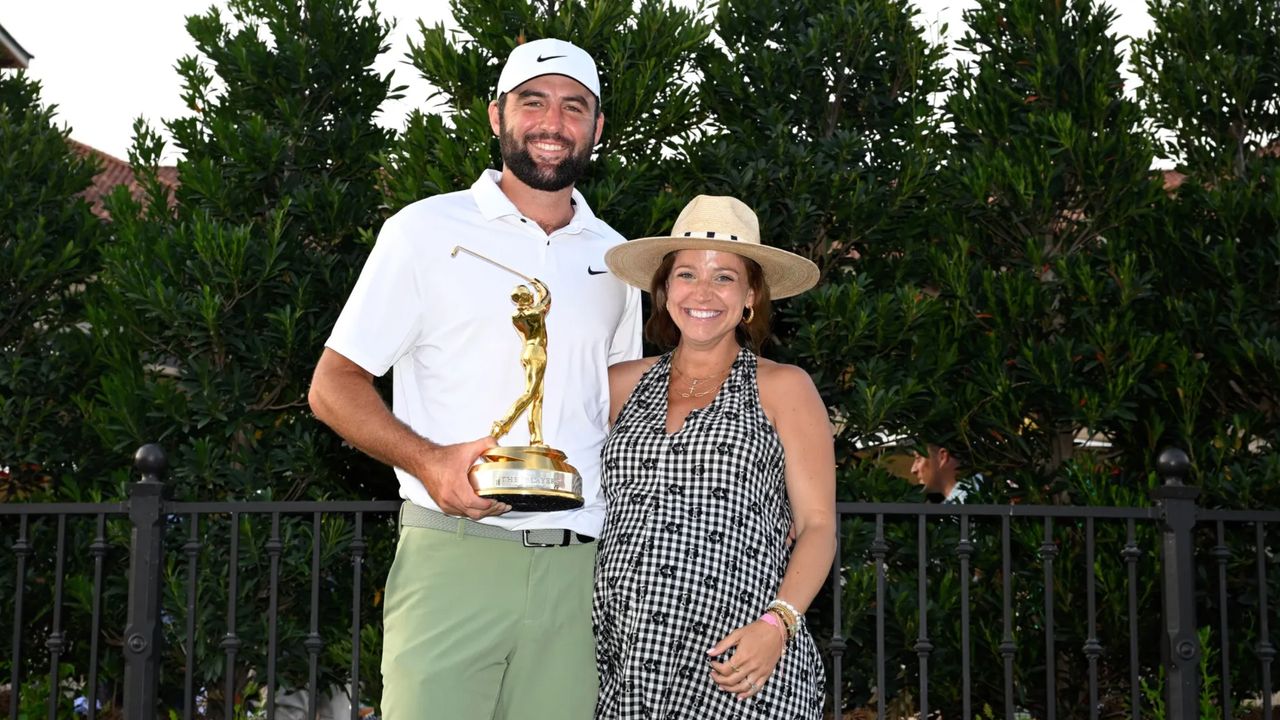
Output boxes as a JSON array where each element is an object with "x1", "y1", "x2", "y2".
[{"x1": 587, "y1": 266, "x2": 608, "y2": 275}]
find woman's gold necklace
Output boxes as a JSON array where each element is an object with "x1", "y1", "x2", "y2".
[{"x1": 670, "y1": 359, "x2": 732, "y2": 399}]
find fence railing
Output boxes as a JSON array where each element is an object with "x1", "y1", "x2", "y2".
[{"x1": 3, "y1": 446, "x2": 1278, "y2": 720}]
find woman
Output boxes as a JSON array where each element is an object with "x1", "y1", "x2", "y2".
[{"x1": 593, "y1": 195, "x2": 836, "y2": 719}]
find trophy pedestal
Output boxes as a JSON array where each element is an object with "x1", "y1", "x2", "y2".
[{"x1": 471, "y1": 445, "x2": 584, "y2": 512}]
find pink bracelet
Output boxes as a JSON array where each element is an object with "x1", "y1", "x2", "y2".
[{"x1": 760, "y1": 612, "x2": 787, "y2": 642}]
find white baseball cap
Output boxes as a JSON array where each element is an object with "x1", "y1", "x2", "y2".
[{"x1": 496, "y1": 38, "x2": 600, "y2": 100}]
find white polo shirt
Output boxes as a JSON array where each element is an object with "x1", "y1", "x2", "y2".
[{"x1": 326, "y1": 170, "x2": 642, "y2": 535}]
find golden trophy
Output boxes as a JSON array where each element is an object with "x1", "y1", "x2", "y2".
[{"x1": 451, "y1": 246, "x2": 584, "y2": 511}]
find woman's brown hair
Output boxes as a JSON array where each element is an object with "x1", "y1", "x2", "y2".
[{"x1": 644, "y1": 251, "x2": 773, "y2": 352}]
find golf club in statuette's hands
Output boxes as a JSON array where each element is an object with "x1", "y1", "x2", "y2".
[{"x1": 451, "y1": 246, "x2": 583, "y2": 511}]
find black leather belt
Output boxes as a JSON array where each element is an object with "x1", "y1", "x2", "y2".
[{"x1": 399, "y1": 502, "x2": 594, "y2": 547}]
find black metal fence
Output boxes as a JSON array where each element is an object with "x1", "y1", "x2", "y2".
[{"x1": 3, "y1": 446, "x2": 1278, "y2": 720}]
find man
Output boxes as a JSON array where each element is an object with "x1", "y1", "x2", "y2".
[
  {"x1": 308, "y1": 38, "x2": 641, "y2": 720},
  {"x1": 910, "y1": 444, "x2": 972, "y2": 504}
]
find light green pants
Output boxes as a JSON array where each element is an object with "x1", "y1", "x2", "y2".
[{"x1": 379, "y1": 523, "x2": 599, "y2": 720}]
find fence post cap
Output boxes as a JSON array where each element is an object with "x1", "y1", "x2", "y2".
[
  {"x1": 133, "y1": 444, "x2": 168, "y2": 483},
  {"x1": 1156, "y1": 447, "x2": 1191, "y2": 486}
]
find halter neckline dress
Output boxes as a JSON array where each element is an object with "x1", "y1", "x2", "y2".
[{"x1": 593, "y1": 347, "x2": 824, "y2": 719}]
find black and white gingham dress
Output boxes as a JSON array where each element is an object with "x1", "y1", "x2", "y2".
[{"x1": 593, "y1": 348, "x2": 825, "y2": 720}]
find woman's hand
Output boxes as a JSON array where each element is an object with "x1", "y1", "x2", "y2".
[{"x1": 706, "y1": 619, "x2": 787, "y2": 700}]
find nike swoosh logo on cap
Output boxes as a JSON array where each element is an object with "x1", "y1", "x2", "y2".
[
  {"x1": 587, "y1": 266, "x2": 608, "y2": 275},
  {"x1": 536, "y1": 54, "x2": 565, "y2": 62}
]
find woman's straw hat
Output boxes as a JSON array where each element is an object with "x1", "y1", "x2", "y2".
[{"x1": 604, "y1": 195, "x2": 820, "y2": 299}]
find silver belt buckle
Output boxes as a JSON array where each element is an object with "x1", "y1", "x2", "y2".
[{"x1": 522, "y1": 529, "x2": 572, "y2": 548}]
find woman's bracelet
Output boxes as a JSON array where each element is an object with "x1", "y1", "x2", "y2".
[
  {"x1": 766, "y1": 599, "x2": 801, "y2": 639},
  {"x1": 759, "y1": 611, "x2": 788, "y2": 643},
  {"x1": 766, "y1": 607, "x2": 794, "y2": 639}
]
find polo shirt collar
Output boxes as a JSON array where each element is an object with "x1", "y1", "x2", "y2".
[{"x1": 472, "y1": 169, "x2": 595, "y2": 235}]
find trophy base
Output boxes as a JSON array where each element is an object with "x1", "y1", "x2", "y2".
[{"x1": 471, "y1": 446, "x2": 584, "y2": 512}]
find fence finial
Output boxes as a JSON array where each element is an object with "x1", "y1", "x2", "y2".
[
  {"x1": 124, "y1": 444, "x2": 169, "y2": 717},
  {"x1": 133, "y1": 444, "x2": 168, "y2": 483},
  {"x1": 1156, "y1": 447, "x2": 1191, "y2": 486}
]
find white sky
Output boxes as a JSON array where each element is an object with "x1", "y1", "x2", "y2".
[{"x1": 2, "y1": 0, "x2": 1155, "y2": 163}]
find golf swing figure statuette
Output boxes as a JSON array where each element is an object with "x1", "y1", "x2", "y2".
[{"x1": 451, "y1": 246, "x2": 584, "y2": 511}]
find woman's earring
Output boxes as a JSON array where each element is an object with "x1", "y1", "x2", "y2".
[{"x1": 743, "y1": 305, "x2": 755, "y2": 324}]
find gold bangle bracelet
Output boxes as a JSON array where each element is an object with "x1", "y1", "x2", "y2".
[
  {"x1": 767, "y1": 607, "x2": 796, "y2": 639},
  {"x1": 766, "y1": 601, "x2": 799, "y2": 638}
]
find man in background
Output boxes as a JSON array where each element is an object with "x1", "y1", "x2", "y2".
[{"x1": 911, "y1": 444, "x2": 973, "y2": 504}]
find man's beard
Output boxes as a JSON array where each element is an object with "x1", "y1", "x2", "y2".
[{"x1": 499, "y1": 125, "x2": 593, "y2": 192}]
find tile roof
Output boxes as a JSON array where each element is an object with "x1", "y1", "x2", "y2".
[
  {"x1": 1162, "y1": 169, "x2": 1186, "y2": 192},
  {"x1": 69, "y1": 139, "x2": 178, "y2": 220}
]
